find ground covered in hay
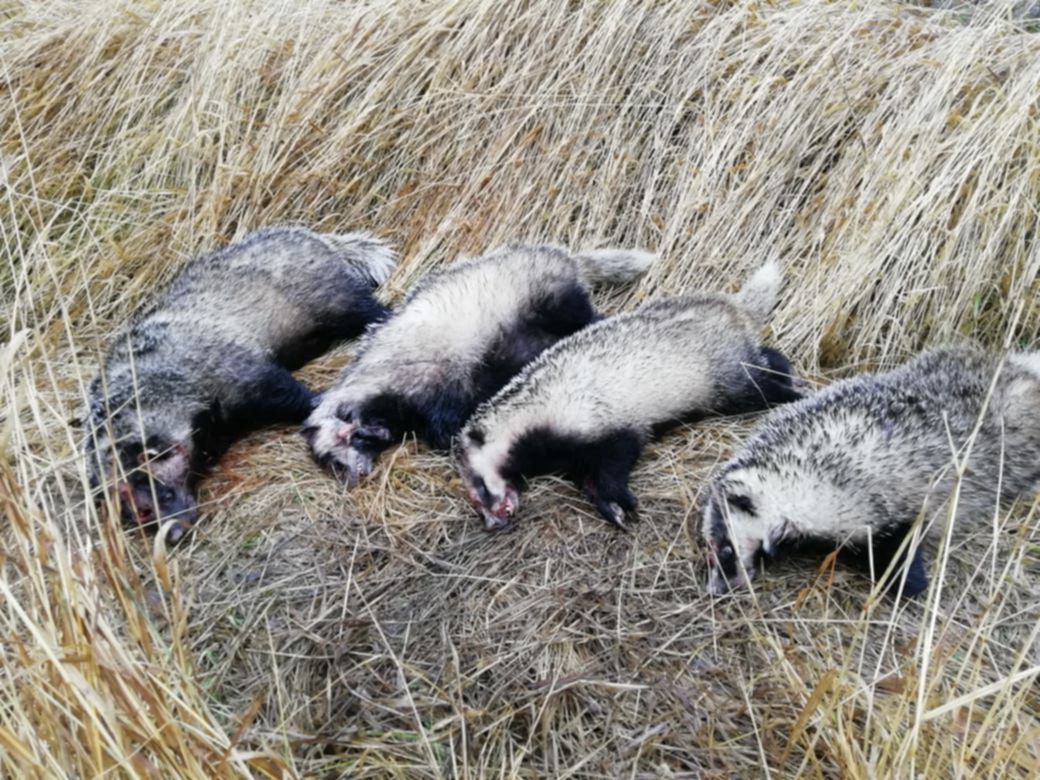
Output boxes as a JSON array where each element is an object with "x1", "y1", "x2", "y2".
[{"x1": 2, "y1": 0, "x2": 1040, "y2": 776}]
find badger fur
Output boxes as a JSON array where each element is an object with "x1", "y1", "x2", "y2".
[
  {"x1": 455, "y1": 262, "x2": 801, "y2": 531},
  {"x1": 86, "y1": 225, "x2": 396, "y2": 540},
  {"x1": 303, "y1": 243, "x2": 655, "y2": 484},
  {"x1": 702, "y1": 346, "x2": 1040, "y2": 597}
]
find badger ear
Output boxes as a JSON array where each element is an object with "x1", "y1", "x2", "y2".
[
  {"x1": 140, "y1": 442, "x2": 186, "y2": 464},
  {"x1": 467, "y1": 427, "x2": 486, "y2": 446},
  {"x1": 119, "y1": 440, "x2": 145, "y2": 466},
  {"x1": 764, "y1": 519, "x2": 794, "y2": 556}
]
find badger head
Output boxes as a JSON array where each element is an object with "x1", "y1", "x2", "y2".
[
  {"x1": 86, "y1": 403, "x2": 198, "y2": 543},
  {"x1": 453, "y1": 424, "x2": 519, "y2": 531},
  {"x1": 302, "y1": 401, "x2": 394, "y2": 486},
  {"x1": 701, "y1": 468, "x2": 800, "y2": 595}
]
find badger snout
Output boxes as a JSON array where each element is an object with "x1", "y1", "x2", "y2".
[
  {"x1": 115, "y1": 478, "x2": 198, "y2": 540},
  {"x1": 482, "y1": 512, "x2": 510, "y2": 531},
  {"x1": 704, "y1": 534, "x2": 759, "y2": 596},
  {"x1": 707, "y1": 568, "x2": 732, "y2": 595},
  {"x1": 304, "y1": 417, "x2": 367, "y2": 485},
  {"x1": 340, "y1": 446, "x2": 375, "y2": 486},
  {"x1": 705, "y1": 558, "x2": 755, "y2": 595},
  {"x1": 481, "y1": 485, "x2": 520, "y2": 531},
  {"x1": 315, "y1": 444, "x2": 373, "y2": 486}
]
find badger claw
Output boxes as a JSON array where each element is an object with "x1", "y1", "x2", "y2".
[
  {"x1": 602, "y1": 501, "x2": 637, "y2": 531},
  {"x1": 584, "y1": 478, "x2": 638, "y2": 530},
  {"x1": 162, "y1": 520, "x2": 194, "y2": 545}
]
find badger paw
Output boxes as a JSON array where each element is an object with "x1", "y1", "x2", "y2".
[
  {"x1": 161, "y1": 518, "x2": 195, "y2": 545},
  {"x1": 584, "y1": 478, "x2": 639, "y2": 530},
  {"x1": 600, "y1": 501, "x2": 633, "y2": 530},
  {"x1": 885, "y1": 547, "x2": 929, "y2": 599}
]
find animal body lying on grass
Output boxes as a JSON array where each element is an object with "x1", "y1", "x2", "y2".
[
  {"x1": 303, "y1": 243, "x2": 655, "y2": 484},
  {"x1": 455, "y1": 262, "x2": 800, "y2": 530},
  {"x1": 86, "y1": 226, "x2": 395, "y2": 541},
  {"x1": 702, "y1": 346, "x2": 1040, "y2": 597}
]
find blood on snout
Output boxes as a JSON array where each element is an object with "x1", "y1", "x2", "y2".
[
  {"x1": 705, "y1": 544, "x2": 719, "y2": 569},
  {"x1": 117, "y1": 481, "x2": 156, "y2": 525},
  {"x1": 466, "y1": 487, "x2": 484, "y2": 511}
]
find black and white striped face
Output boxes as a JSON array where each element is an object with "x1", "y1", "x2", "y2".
[
  {"x1": 302, "y1": 402, "x2": 394, "y2": 485},
  {"x1": 702, "y1": 472, "x2": 799, "y2": 595},
  {"x1": 87, "y1": 424, "x2": 198, "y2": 541},
  {"x1": 703, "y1": 487, "x2": 763, "y2": 594},
  {"x1": 454, "y1": 426, "x2": 520, "y2": 531}
]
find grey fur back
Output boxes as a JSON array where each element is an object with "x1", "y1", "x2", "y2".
[
  {"x1": 318, "y1": 243, "x2": 653, "y2": 408},
  {"x1": 87, "y1": 225, "x2": 393, "y2": 479},
  {"x1": 700, "y1": 346, "x2": 1040, "y2": 595},
  {"x1": 467, "y1": 280, "x2": 775, "y2": 444},
  {"x1": 724, "y1": 347, "x2": 1040, "y2": 533}
]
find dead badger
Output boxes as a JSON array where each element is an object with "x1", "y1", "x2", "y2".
[
  {"x1": 702, "y1": 347, "x2": 1040, "y2": 597},
  {"x1": 455, "y1": 262, "x2": 801, "y2": 530},
  {"x1": 303, "y1": 243, "x2": 655, "y2": 483},
  {"x1": 86, "y1": 226, "x2": 395, "y2": 540}
]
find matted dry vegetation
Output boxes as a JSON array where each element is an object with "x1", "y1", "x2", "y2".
[{"x1": 3, "y1": 0, "x2": 1040, "y2": 776}]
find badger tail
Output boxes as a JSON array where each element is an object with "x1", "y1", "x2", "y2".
[
  {"x1": 574, "y1": 248, "x2": 656, "y2": 286},
  {"x1": 1000, "y1": 351, "x2": 1040, "y2": 420},
  {"x1": 320, "y1": 232, "x2": 398, "y2": 287},
  {"x1": 735, "y1": 261, "x2": 783, "y2": 327},
  {"x1": 1008, "y1": 351, "x2": 1040, "y2": 380}
]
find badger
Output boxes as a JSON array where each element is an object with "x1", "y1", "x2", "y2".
[
  {"x1": 455, "y1": 261, "x2": 801, "y2": 531},
  {"x1": 303, "y1": 243, "x2": 655, "y2": 483},
  {"x1": 86, "y1": 225, "x2": 396, "y2": 541},
  {"x1": 702, "y1": 346, "x2": 1040, "y2": 597}
]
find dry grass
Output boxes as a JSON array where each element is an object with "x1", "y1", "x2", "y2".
[{"x1": 2, "y1": 0, "x2": 1040, "y2": 776}]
